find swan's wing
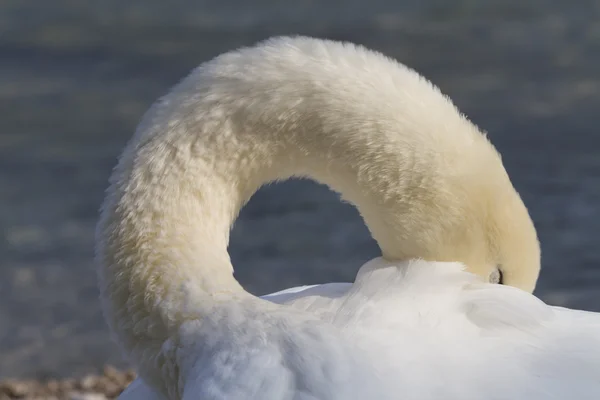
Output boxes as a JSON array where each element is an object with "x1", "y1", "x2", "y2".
[
  {"x1": 338, "y1": 258, "x2": 600, "y2": 399},
  {"x1": 261, "y1": 283, "x2": 351, "y2": 305},
  {"x1": 118, "y1": 261, "x2": 600, "y2": 400},
  {"x1": 261, "y1": 285, "x2": 322, "y2": 298},
  {"x1": 177, "y1": 301, "x2": 395, "y2": 400},
  {"x1": 116, "y1": 283, "x2": 354, "y2": 400},
  {"x1": 119, "y1": 327, "x2": 388, "y2": 400},
  {"x1": 461, "y1": 281, "x2": 600, "y2": 398}
]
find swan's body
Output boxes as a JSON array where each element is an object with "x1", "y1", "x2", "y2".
[
  {"x1": 119, "y1": 260, "x2": 600, "y2": 400},
  {"x1": 96, "y1": 36, "x2": 600, "y2": 399}
]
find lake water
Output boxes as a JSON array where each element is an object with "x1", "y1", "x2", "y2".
[{"x1": 1, "y1": 0, "x2": 599, "y2": 378}]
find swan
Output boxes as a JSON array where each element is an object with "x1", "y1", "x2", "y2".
[{"x1": 96, "y1": 36, "x2": 600, "y2": 400}]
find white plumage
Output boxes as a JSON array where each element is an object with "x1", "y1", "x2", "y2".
[
  {"x1": 118, "y1": 258, "x2": 600, "y2": 399},
  {"x1": 95, "y1": 36, "x2": 600, "y2": 399}
]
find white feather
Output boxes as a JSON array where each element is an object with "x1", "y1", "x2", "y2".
[{"x1": 119, "y1": 259, "x2": 600, "y2": 400}]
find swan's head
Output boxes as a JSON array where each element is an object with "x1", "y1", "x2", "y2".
[
  {"x1": 443, "y1": 179, "x2": 541, "y2": 293},
  {"x1": 360, "y1": 136, "x2": 541, "y2": 293}
]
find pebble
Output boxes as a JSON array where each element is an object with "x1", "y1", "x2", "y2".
[
  {"x1": 70, "y1": 393, "x2": 108, "y2": 400},
  {"x1": 0, "y1": 366, "x2": 136, "y2": 400}
]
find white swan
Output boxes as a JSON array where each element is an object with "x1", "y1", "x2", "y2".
[{"x1": 96, "y1": 36, "x2": 600, "y2": 400}]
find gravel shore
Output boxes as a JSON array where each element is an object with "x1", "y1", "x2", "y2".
[{"x1": 0, "y1": 366, "x2": 135, "y2": 400}]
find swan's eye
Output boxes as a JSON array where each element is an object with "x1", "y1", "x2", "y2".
[{"x1": 489, "y1": 268, "x2": 503, "y2": 284}]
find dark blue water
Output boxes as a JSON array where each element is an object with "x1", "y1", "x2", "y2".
[{"x1": 1, "y1": 1, "x2": 599, "y2": 379}]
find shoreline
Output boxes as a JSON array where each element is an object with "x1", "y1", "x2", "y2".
[{"x1": 0, "y1": 366, "x2": 135, "y2": 400}]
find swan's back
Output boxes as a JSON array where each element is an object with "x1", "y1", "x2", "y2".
[
  {"x1": 120, "y1": 259, "x2": 600, "y2": 400},
  {"x1": 195, "y1": 261, "x2": 600, "y2": 400},
  {"x1": 339, "y1": 260, "x2": 600, "y2": 399}
]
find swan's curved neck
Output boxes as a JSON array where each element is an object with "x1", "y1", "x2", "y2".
[{"x1": 96, "y1": 40, "x2": 503, "y2": 386}]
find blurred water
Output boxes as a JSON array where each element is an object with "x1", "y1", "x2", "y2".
[{"x1": 1, "y1": 0, "x2": 599, "y2": 379}]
